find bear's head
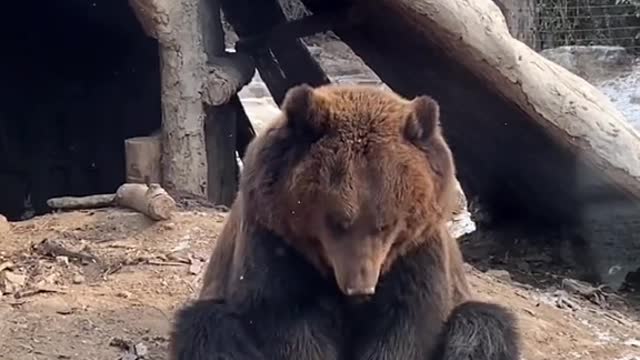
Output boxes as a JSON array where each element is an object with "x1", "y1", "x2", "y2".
[{"x1": 241, "y1": 83, "x2": 457, "y2": 297}]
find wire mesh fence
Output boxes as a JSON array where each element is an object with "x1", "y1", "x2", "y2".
[
  {"x1": 535, "y1": 0, "x2": 640, "y2": 52},
  {"x1": 226, "y1": 0, "x2": 640, "y2": 55}
]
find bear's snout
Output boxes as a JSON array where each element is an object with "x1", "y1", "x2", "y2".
[{"x1": 332, "y1": 257, "x2": 382, "y2": 298}]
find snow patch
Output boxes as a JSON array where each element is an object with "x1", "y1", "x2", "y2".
[{"x1": 598, "y1": 62, "x2": 640, "y2": 131}]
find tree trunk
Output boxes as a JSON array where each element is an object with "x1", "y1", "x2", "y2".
[
  {"x1": 130, "y1": 0, "x2": 256, "y2": 204},
  {"x1": 299, "y1": 0, "x2": 640, "y2": 288},
  {"x1": 493, "y1": 0, "x2": 537, "y2": 50},
  {"x1": 129, "y1": 0, "x2": 209, "y2": 197}
]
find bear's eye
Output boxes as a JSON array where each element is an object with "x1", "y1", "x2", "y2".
[
  {"x1": 376, "y1": 224, "x2": 391, "y2": 234},
  {"x1": 326, "y1": 215, "x2": 350, "y2": 234}
]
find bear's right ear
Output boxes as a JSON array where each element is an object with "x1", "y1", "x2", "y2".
[
  {"x1": 404, "y1": 95, "x2": 440, "y2": 144},
  {"x1": 281, "y1": 84, "x2": 323, "y2": 139}
]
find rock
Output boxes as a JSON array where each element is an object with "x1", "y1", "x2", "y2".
[
  {"x1": 120, "y1": 353, "x2": 137, "y2": 360},
  {"x1": 117, "y1": 291, "x2": 132, "y2": 299},
  {"x1": 1, "y1": 271, "x2": 27, "y2": 294},
  {"x1": 0, "y1": 261, "x2": 14, "y2": 273},
  {"x1": 161, "y1": 222, "x2": 176, "y2": 231},
  {"x1": 3, "y1": 271, "x2": 26, "y2": 287},
  {"x1": 307, "y1": 45, "x2": 323, "y2": 57},
  {"x1": 540, "y1": 45, "x2": 634, "y2": 83},
  {"x1": 189, "y1": 260, "x2": 204, "y2": 275},
  {"x1": 516, "y1": 261, "x2": 531, "y2": 273},
  {"x1": 55, "y1": 256, "x2": 70, "y2": 266},
  {"x1": 485, "y1": 269, "x2": 512, "y2": 282},
  {"x1": 45, "y1": 297, "x2": 74, "y2": 315},
  {"x1": 72, "y1": 274, "x2": 85, "y2": 284},
  {"x1": 134, "y1": 343, "x2": 148, "y2": 357},
  {"x1": 0, "y1": 214, "x2": 10, "y2": 234},
  {"x1": 446, "y1": 179, "x2": 476, "y2": 239}
]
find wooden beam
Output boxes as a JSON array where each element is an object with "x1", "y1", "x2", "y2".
[{"x1": 220, "y1": 0, "x2": 330, "y2": 105}]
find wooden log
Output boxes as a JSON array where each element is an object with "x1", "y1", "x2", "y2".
[
  {"x1": 114, "y1": 183, "x2": 176, "y2": 220},
  {"x1": 203, "y1": 53, "x2": 256, "y2": 106},
  {"x1": 299, "y1": 0, "x2": 640, "y2": 288},
  {"x1": 220, "y1": 0, "x2": 330, "y2": 105},
  {"x1": 47, "y1": 194, "x2": 116, "y2": 210},
  {"x1": 128, "y1": 0, "x2": 208, "y2": 197},
  {"x1": 46, "y1": 183, "x2": 176, "y2": 221},
  {"x1": 124, "y1": 133, "x2": 162, "y2": 184}
]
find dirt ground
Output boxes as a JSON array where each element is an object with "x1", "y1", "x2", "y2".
[{"x1": 1, "y1": 206, "x2": 640, "y2": 360}]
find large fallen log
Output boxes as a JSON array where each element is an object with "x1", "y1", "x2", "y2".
[{"x1": 299, "y1": 0, "x2": 640, "y2": 288}]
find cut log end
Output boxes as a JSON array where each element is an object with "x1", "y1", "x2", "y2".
[
  {"x1": 115, "y1": 183, "x2": 177, "y2": 221},
  {"x1": 204, "y1": 53, "x2": 256, "y2": 106}
]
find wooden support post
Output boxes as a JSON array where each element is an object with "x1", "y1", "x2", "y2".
[
  {"x1": 129, "y1": 0, "x2": 209, "y2": 197},
  {"x1": 201, "y1": 0, "x2": 257, "y2": 205},
  {"x1": 205, "y1": 102, "x2": 239, "y2": 205},
  {"x1": 220, "y1": 0, "x2": 330, "y2": 105},
  {"x1": 129, "y1": 0, "x2": 256, "y2": 203}
]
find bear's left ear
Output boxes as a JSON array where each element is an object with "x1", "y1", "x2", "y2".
[
  {"x1": 404, "y1": 95, "x2": 440, "y2": 143},
  {"x1": 281, "y1": 84, "x2": 323, "y2": 139}
]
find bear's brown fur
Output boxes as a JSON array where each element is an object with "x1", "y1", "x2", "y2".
[
  {"x1": 171, "y1": 83, "x2": 519, "y2": 360},
  {"x1": 201, "y1": 83, "x2": 467, "y2": 299}
]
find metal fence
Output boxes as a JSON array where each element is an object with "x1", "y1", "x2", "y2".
[{"x1": 535, "y1": 1, "x2": 640, "y2": 52}]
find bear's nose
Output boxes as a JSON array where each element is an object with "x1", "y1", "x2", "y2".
[{"x1": 345, "y1": 286, "x2": 376, "y2": 296}]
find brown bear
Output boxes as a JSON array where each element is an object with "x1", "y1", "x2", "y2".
[{"x1": 169, "y1": 83, "x2": 521, "y2": 360}]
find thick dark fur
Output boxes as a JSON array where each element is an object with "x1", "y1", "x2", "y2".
[{"x1": 169, "y1": 84, "x2": 521, "y2": 360}]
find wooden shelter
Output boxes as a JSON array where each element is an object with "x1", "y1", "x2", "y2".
[{"x1": 1, "y1": 0, "x2": 639, "y2": 288}]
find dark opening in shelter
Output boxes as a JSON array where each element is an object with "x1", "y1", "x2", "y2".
[{"x1": 0, "y1": 0, "x2": 161, "y2": 221}]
